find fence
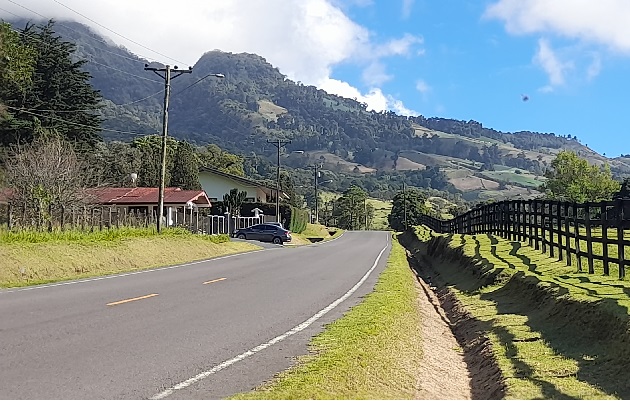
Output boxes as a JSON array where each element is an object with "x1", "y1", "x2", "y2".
[
  {"x1": 2, "y1": 202, "x2": 262, "y2": 236},
  {"x1": 419, "y1": 198, "x2": 630, "y2": 279}
]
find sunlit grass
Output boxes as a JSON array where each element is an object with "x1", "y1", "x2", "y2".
[
  {"x1": 0, "y1": 228, "x2": 260, "y2": 288},
  {"x1": 233, "y1": 238, "x2": 423, "y2": 399},
  {"x1": 409, "y1": 226, "x2": 630, "y2": 399}
]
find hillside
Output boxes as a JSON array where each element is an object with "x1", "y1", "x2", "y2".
[{"x1": 6, "y1": 18, "x2": 629, "y2": 203}]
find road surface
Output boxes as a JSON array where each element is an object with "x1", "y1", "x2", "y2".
[{"x1": 0, "y1": 231, "x2": 391, "y2": 399}]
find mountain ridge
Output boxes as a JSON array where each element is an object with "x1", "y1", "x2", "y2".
[{"x1": 5, "y1": 18, "x2": 629, "y2": 202}]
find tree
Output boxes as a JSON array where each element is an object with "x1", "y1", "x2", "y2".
[
  {"x1": 5, "y1": 136, "x2": 95, "y2": 227},
  {"x1": 540, "y1": 150, "x2": 621, "y2": 203},
  {"x1": 223, "y1": 188, "x2": 247, "y2": 216},
  {"x1": 131, "y1": 135, "x2": 177, "y2": 187},
  {"x1": 1, "y1": 21, "x2": 102, "y2": 147},
  {"x1": 170, "y1": 141, "x2": 200, "y2": 190},
  {"x1": 614, "y1": 178, "x2": 630, "y2": 200},
  {"x1": 388, "y1": 187, "x2": 430, "y2": 231},
  {"x1": 199, "y1": 144, "x2": 244, "y2": 176},
  {"x1": 331, "y1": 185, "x2": 368, "y2": 230},
  {"x1": 0, "y1": 22, "x2": 35, "y2": 104}
]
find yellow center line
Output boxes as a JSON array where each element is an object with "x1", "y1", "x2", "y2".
[
  {"x1": 203, "y1": 277, "x2": 227, "y2": 285},
  {"x1": 106, "y1": 293, "x2": 159, "y2": 306}
]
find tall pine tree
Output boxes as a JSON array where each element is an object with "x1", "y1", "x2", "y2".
[{"x1": 0, "y1": 20, "x2": 102, "y2": 147}]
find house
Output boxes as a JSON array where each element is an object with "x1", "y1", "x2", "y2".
[
  {"x1": 199, "y1": 166, "x2": 276, "y2": 203},
  {"x1": 86, "y1": 187, "x2": 211, "y2": 224}
]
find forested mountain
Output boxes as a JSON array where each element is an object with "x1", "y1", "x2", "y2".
[{"x1": 4, "y1": 18, "x2": 629, "y2": 203}]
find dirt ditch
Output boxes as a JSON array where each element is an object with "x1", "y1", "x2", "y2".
[{"x1": 401, "y1": 233, "x2": 507, "y2": 400}]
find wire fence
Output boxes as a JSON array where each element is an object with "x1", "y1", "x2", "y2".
[
  {"x1": 419, "y1": 198, "x2": 630, "y2": 279},
  {"x1": 1, "y1": 202, "x2": 263, "y2": 236}
]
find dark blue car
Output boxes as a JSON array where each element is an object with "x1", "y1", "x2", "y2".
[{"x1": 233, "y1": 223, "x2": 292, "y2": 245}]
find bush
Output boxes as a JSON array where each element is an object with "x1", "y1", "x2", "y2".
[{"x1": 289, "y1": 206, "x2": 309, "y2": 234}]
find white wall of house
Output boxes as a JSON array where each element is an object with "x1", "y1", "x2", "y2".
[{"x1": 199, "y1": 171, "x2": 267, "y2": 202}]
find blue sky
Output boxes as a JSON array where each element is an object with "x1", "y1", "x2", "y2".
[
  {"x1": 330, "y1": 0, "x2": 630, "y2": 157},
  {"x1": 3, "y1": 0, "x2": 630, "y2": 156}
]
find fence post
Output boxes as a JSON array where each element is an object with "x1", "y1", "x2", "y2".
[
  {"x1": 7, "y1": 202, "x2": 12, "y2": 230},
  {"x1": 601, "y1": 203, "x2": 610, "y2": 276},
  {"x1": 564, "y1": 201, "x2": 571, "y2": 266},
  {"x1": 60, "y1": 205, "x2": 65, "y2": 231},
  {"x1": 573, "y1": 202, "x2": 582, "y2": 272},
  {"x1": 585, "y1": 203, "x2": 594, "y2": 274},
  {"x1": 616, "y1": 198, "x2": 625, "y2": 280},
  {"x1": 556, "y1": 201, "x2": 563, "y2": 262}
]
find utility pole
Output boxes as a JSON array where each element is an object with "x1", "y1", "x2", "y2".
[
  {"x1": 403, "y1": 180, "x2": 407, "y2": 231},
  {"x1": 312, "y1": 163, "x2": 322, "y2": 224},
  {"x1": 144, "y1": 64, "x2": 192, "y2": 233},
  {"x1": 267, "y1": 138, "x2": 291, "y2": 223}
]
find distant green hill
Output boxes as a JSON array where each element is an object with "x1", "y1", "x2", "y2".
[{"x1": 6, "y1": 18, "x2": 629, "y2": 203}]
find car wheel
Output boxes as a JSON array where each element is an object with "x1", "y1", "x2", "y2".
[
  {"x1": 272, "y1": 237, "x2": 283, "y2": 245},
  {"x1": 237, "y1": 233, "x2": 246, "y2": 240}
]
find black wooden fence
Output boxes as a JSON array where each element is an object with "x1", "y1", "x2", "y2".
[{"x1": 419, "y1": 198, "x2": 630, "y2": 279}]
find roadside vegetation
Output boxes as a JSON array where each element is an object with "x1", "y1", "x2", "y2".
[
  {"x1": 0, "y1": 227, "x2": 260, "y2": 288},
  {"x1": 233, "y1": 237, "x2": 423, "y2": 399},
  {"x1": 402, "y1": 226, "x2": 630, "y2": 399},
  {"x1": 288, "y1": 223, "x2": 344, "y2": 245}
]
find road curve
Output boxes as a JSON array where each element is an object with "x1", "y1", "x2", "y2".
[{"x1": 0, "y1": 231, "x2": 391, "y2": 399}]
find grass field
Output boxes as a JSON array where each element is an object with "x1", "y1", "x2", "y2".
[
  {"x1": 232, "y1": 237, "x2": 423, "y2": 399},
  {"x1": 367, "y1": 198, "x2": 392, "y2": 230},
  {"x1": 403, "y1": 226, "x2": 630, "y2": 399},
  {"x1": 288, "y1": 224, "x2": 344, "y2": 245},
  {"x1": 0, "y1": 228, "x2": 260, "y2": 288}
]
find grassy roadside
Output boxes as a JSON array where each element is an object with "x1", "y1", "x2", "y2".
[
  {"x1": 0, "y1": 228, "x2": 261, "y2": 288},
  {"x1": 288, "y1": 223, "x2": 344, "y2": 246},
  {"x1": 232, "y1": 237, "x2": 423, "y2": 399},
  {"x1": 403, "y1": 227, "x2": 630, "y2": 399}
]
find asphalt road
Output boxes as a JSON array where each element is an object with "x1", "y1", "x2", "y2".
[{"x1": 0, "y1": 231, "x2": 391, "y2": 399}]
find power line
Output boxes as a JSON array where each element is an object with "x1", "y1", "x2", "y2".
[
  {"x1": 87, "y1": 59, "x2": 163, "y2": 83},
  {"x1": 4, "y1": 105, "x2": 158, "y2": 137},
  {"x1": 171, "y1": 73, "x2": 224, "y2": 98},
  {"x1": 51, "y1": 0, "x2": 189, "y2": 66},
  {"x1": 5, "y1": 25, "x2": 164, "y2": 85},
  {"x1": 3, "y1": 0, "x2": 154, "y2": 64}
]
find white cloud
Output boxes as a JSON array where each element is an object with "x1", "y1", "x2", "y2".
[
  {"x1": 533, "y1": 38, "x2": 572, "y2": 88},
  {"x1": 374, "y1": 33, "x2": 423, "y2": 58},
  {"x1": 587, "y1": 54, "x2": 602, "y2": 80},
  {"x1": 402, "y1": 0, "x2": 415, "y2": 19},
  {"x1": 362, "y1": 61, "x2": 392, "y2": 86},
  {"x1": 415, "y1": 79, "x2": 431, "y2": 94},
  {"x1": 3, "y1": 0, "x2": 420, "y2": 115},
  {"x1": 485, "y1": 0, "x2": 630, "y2": 53},
  {"x1": 319, "y1": 78, "x2": 418, "y2": 115}
]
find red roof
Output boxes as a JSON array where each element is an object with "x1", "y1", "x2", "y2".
[{"x1": 86, "y1": 187, "x2": 211, "y2": 207}]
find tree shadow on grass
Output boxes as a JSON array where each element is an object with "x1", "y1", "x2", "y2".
[{"x1": 482, "y1": 272, "x2": 630, "y2": 399}]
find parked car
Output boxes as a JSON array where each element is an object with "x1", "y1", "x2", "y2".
[{"x1": 232, "y1": 223, "x2": 292, "y2": 244}]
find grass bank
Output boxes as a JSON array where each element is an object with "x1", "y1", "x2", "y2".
[
  {"x1": 0, "y1": 228, "x2": 260, "y2": 288},
  {"x1": 401, "y1": 227, "x2": 630, "y2": 399},
  {"x1": 233, "y1": 237, "x2": 423, "y2": 399},
  {"x1": 288, "y1": 224, "x2": 344, "y2": 246}
]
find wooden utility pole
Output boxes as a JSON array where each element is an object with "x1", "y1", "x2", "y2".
[
  {"x1": 144, "y1": 64, "x2": 192, "y2": 233},
  {"x1": 267, "y1": 139, "x2": 291, "y2": 223},
  {"x1": 312, "y1": 163, "x2": 322, "y2": 223}
]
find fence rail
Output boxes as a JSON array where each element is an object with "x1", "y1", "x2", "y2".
[{"x1": 419, "y1": 198, "x2": 630, "y2": 279}]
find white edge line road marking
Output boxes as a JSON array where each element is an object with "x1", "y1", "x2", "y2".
[
  {"x1": 149, "y1": 234, "x2": 390, "y2": 400},
  {"x1": 0, "y1": 249, "x2": 268, "y2": 295}
]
